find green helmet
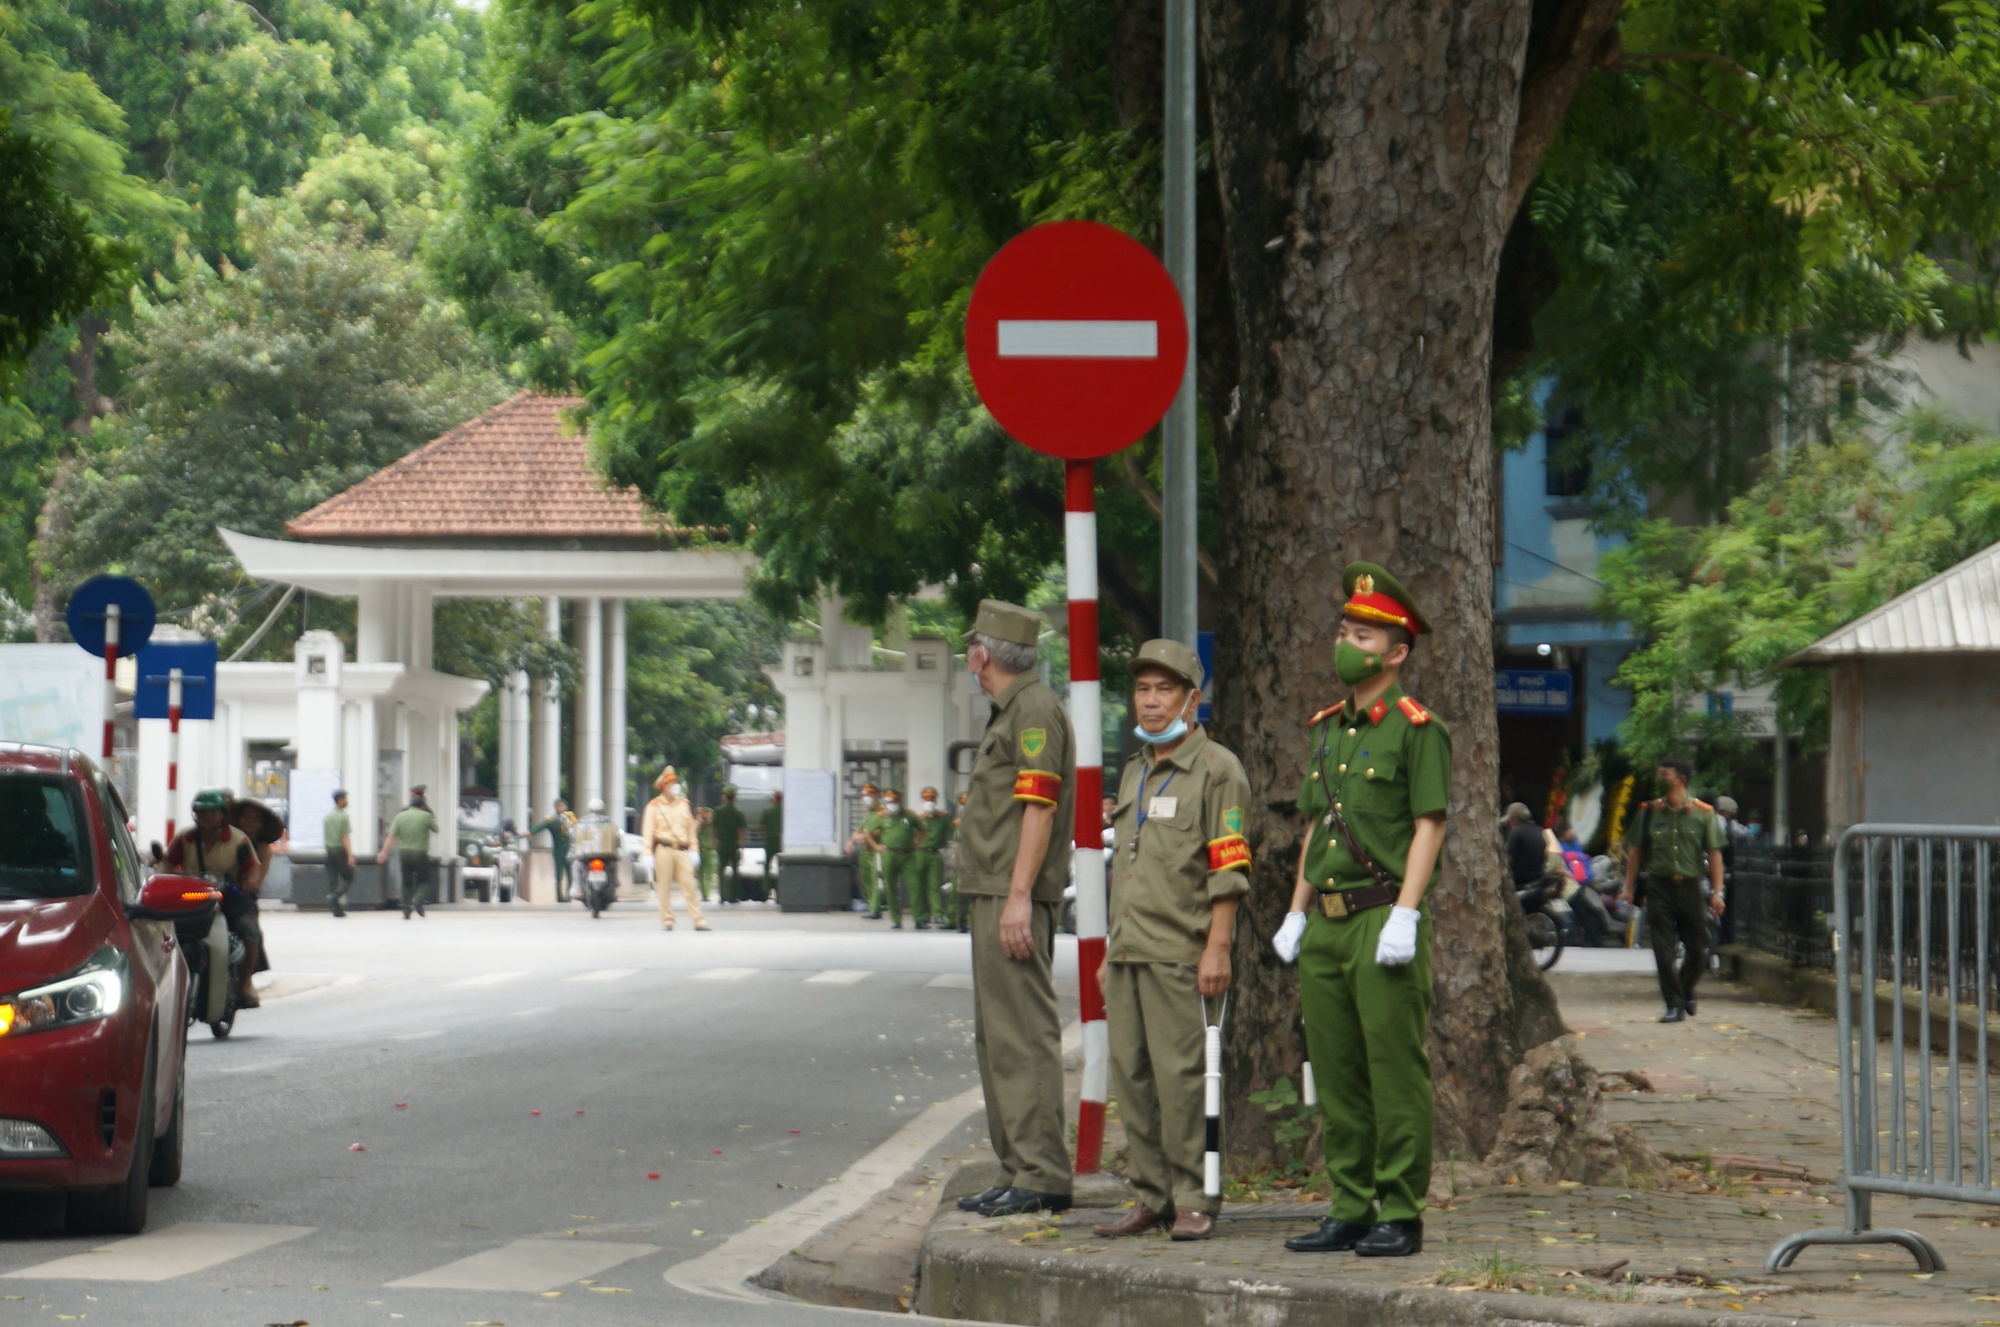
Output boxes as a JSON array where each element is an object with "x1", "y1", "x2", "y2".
[{"x1": 191, "y1": 788, "x2": 230, "y2": 812}]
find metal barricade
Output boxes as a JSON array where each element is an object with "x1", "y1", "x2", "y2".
[{"x1": 1767, "y1": 824, "x2": 2000, "y2": 1274}]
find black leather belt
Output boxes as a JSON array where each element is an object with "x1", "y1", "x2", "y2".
[{"x1": 1316, "y1": 883, "x2": 1399, "y2": 919}]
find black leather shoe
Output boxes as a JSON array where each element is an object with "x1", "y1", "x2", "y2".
[
  {"x1": 1283, "y1": 1217, "x2": 1373, "y2": 1252},
  {"x1": 978, "y1": 1187, "x2": 1073, "y2": 1217},
  {"x1": 1658, "y1": 1007, "x2": 1686, "y2": 1023},
  {"x1": 1686, "y1": 996, "x2": 1697, "y2": 1015},
  {"x1": 956, "y1": 1185, "x2": 1008, "y2": 1212},
  {"x1": 1354, "y1": 1219, "x2": 1423, "y2": 1257}
]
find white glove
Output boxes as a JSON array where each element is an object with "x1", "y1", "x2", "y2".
[
  {"x1": 1272, "y1": 911, "x2": 1307, "y2": 964},
  {"x1": 1375, "y1": 906, "x2": 1421, "y2": 967}
]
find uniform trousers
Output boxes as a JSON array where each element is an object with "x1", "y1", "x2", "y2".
[
  {"x1": 881, "y1": 851, "x2": 914, "y2": 923},
  {"x1": 326, "y1": 856, "x2": 353, "y2": 907},
  {"x1": 865, "y1": 850, "x2": 888, "y2": 914},
  {"x1": 968, "y1": 894, "x2": 1073, "y2": 1196},
  {"x1": 912, "y1": 851, "x2": 945, "y2": 925},
  {"x1": 397, "y1": 851, "x2": 434, "y2": 916},
  {"x1": 1299, "y1": 902, "x2": 1433, "y2": 1226},
  {"x1": 653, "y1": 846, "x2": 705, "y2": 929},
  {"x1": 1107, "y1": 960, "x2": 1214, "y2": 1216},
  {"x1": 1645, "y1": 876, "x2": 1708, "y2": 1012}
]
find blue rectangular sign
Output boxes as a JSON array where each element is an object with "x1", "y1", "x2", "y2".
[
  {"x1": 1495, "y1": 668, "x2": 1573, "y2": 715},
  {"x1": 134, "y1": 641, "x2": 218, "y2": 721}
]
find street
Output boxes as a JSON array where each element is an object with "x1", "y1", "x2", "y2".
[{"x1": 0, "y1": 901, "x2": 1065, "y2": 1325}]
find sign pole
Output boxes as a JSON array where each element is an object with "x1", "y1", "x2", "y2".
[
  {"x1": 1065, "y1": 459, "x2": 1109, "y2": 1174},
  {"x1": 165, "y1": 667, "x2": 184, "y2": 844},
  {"x1": 101, "y1": 603, "x2": 120, "y2": 761}
]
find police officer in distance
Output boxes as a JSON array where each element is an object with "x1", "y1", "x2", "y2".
[
  {"x1": 1274, "y1": 563, "x2": 1452, "y2": 1259},
  {"x1": 1091, "y1": 639, "x2": 1250, "y2": 1243},
  {"x1": 1619, "y1": 757, "x2": 1725, "y2": 1023}
]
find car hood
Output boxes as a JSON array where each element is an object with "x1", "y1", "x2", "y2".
[{"x1": 0, "y1": 895, "x2": 115, "y2": 992}]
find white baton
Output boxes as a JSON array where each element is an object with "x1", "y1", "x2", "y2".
[{"x1": 1202, "y1": 994, "x2": 1227, "y2": 1199}]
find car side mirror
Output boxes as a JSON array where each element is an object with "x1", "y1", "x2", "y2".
[{"x1": 127, "y1": 873, "x2": 222, "y2": 923}]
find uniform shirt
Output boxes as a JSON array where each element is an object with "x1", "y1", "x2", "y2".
[
  {"x1": 878, "y1": 810, "x2": 917, "y2": 852},
  {"x1": 1108, "y1": 725, "x2": 1252, "y2": 965},
  {"x1": 859, "y1": 807, "x2": 885, "y2": 847},
  {"x1": 1627, "y1": 798, "x2": 1724, "y2": 879},
  {"x1": 642, "y1": 794, "x2": 695, "y2": 851},
  {"x1": 1295, "y1": 682, "x2": 1453, "y2": 892},
  {"x1": 957, "y1": 671, "x2": 1075, "y2": 902},
  {"x1": 915, "y1": 812, "x2": 953, "y2": 853},
  {"x1": 712, "y1": 802, "x2": 746, "y2": 853},
  {"x1": 388, "y1": 805, "x2": 439, "y2": 853},
  {"x1": 323, "y1": 808, "x2": 351, "y2": 858},
  {"x1": 535, "y1": 813, "x2": 572, "y2": 857},
  {"x1": 760, "y1": 804, "x2": 783, "y2": 855}
]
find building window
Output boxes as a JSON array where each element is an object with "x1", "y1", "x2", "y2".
[
  {"x1": 793, "y1": 655, "x2": 815, "y2": 677},
  {"x1": 1543, "y1": 407, "x2": 1590, "y2": 498}
]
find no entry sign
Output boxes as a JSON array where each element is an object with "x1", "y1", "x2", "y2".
[{"x1": 966, "y1": 221, "x2": 1188, "y2": 459}]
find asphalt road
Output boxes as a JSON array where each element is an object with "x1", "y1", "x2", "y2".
[{"x1": 0, "y1": 897, "x2": 1069, "y2": 1325}]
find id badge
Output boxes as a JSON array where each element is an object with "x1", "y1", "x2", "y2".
[{"x1": 1148, "y1": 796, "x2": 1178, "y2": 820}]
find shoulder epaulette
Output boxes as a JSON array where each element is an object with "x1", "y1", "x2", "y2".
[
  {"x1": 1397, "y1": 696, "x2": 1431, "y2": 725},
  {"x1": 1692, "y1": 798, "x2": 1714, "y2": 813},
  {"x1": 1308, "y1": 705, "x2": 1339, "y2": 727}
]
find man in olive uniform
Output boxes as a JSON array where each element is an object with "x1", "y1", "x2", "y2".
[
  {"x1": 1092, "y1": 639, "x2": 1250, "y2": 1242},
  {"x1": 760, "y1": 790, "x2": 784, "y2": 899},
  {"x1": 323, "y1": 789, "x2": 354, "y2": 918},
  {"x1": 534, "y1": 800, "x2": 574, "y2": 904},
  {"x1": 876, "y1": 788, "x2": 917, "y2": 930},
  {"x1": 378, "y1": 787, "x2": 441, "y2": 919},
  {"x1": 913, "y1": 786, "x2": 952, "y2": 928},
  {"x1": 696, "y1": 807, "x2": 718, "y2": 901},
  {"x1": 1619, "y1": 757, "x2": 1726, "y2": 1022},
  {"x1": 713, "y1": 786, "x2": 748, "y2": 904},
  {"x1": 855, "y1": 785, "x2": 888, "y2": 918},
  {"x1": 1274, "y1": 563, "x2": 1452, "y2": 1259},
  {"x1": 953, "y1": 600, "x2": 1076, "y2": 1218}
]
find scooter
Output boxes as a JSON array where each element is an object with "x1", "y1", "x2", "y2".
[
  {"x1": 581, "y1": 853, "x2": 615, "y2": 917},
  {"x1": 1517, "y1": 874, "x2": 1568, "y2": 972},
  {"x1": 175, "y1": 912, "x2": 246, "y2": 1039}
]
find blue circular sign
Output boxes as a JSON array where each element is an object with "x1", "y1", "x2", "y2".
[{"x1": 66, "y1": 576, "x2": 157, "y2": 658}]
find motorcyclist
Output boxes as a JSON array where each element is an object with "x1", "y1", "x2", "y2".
[
  {"x1": 571, "y1": 797, "x2": 619, "y2": 904},
  {"x1": 165, "y1": 788, "x2": 265, "y2": 1008}
]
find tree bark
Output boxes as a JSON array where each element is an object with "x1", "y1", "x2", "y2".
[
  {"x1": 33, "y1": 316, "x2": 113, "y2": 641},
  {"x1": 1199, "y1": 0, "x2": 1571, "y2": 1169}
]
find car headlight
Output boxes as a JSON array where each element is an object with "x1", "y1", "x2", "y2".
[{"x1": 0, "y1": 948, "x2": 128, "y2": 1038}]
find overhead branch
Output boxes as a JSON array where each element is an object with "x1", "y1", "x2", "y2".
[
  {"x1": 1507, "y1": 0, "x2": 1626, "y2": 226},
  {"x1": 1117, "y1": 449, "x2": 1220, "y2": 586}
]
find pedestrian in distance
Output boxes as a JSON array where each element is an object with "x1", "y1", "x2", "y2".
[
  {"x1": 1275, "y1": 563, "x2": 1452, "y2": 1259},
  {"x1": 1091, "y1": 639, "x2": 1250, "y2": 1243},
  {"x1": 953, "y1": 599, "x2": 1076, "y2": 1220},
  {"x1": 874, "y1": 788, "x2": 919, "y2": 929},
  {"x1": 1619, "y1": 758, "x2": 1725, "y2": 1023},
  {"x1": 533, "y1": 800, "x2": 574, "y2": 904},
  {"x1": 913, "y1": 786, "x2": 952, "y2": 928},
  {"x1": 856, "y1": 784, "x2": 888, "y2": 918},
  {"x1": 378, "y1": 786, "x2": 439, "y2": 919},
  {"x1": 323, "y1": 789, "x2": 354, "y2": 918},
  {"x1": 644, "y1": 767, "x2": 707, "y2": 931},
  {"x1": 713, "y1": 785, "x2": 748, "y2": 903},
  {"x1": 696, "y1": 807, "x2": 718, "y2": 901},
  {"x1": 1502, "y1": 802, "x2": 1544, "y2": 890},
  {"x1": 760, "y1": 789, "x2": 784, "y2": 901}
]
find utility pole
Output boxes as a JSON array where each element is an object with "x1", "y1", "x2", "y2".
[{"x1": 1160, "y1": 0, "x2": 1199, "y2": 647}]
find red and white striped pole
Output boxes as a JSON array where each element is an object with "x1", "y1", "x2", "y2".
[
  {"x1": 100, "y1": 603, "x2": 120, "y2": 762},
  {"x1": 1065, "y1": 458, "x2": 1109, "y2": 1175},
  {"x1": 164, "y1": 667, "x2": 183, "y2": 844}
]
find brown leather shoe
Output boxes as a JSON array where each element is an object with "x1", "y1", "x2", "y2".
[
  {"x1": 1092, "y1": 1205, "x2": 1170, "y2": 1238},
  {"x1": 1169, "y1": 1208, "x2": 1216, "y2": 1241}
]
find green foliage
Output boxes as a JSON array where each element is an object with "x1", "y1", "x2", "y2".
[
  {"x1": 1247, "y1": 1074, "x2": 1317, "y2": 1155},
  {"x1": 623, "y1": 601, "x2": 785, "y2": 790},
  {"x1": 1598, "y1": 408, "x2": 2000, "y2": 768},
  {"x1": 0, "y1": 112, "x2": 116, "y2": 391}
]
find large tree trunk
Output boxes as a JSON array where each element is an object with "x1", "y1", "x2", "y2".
[
  {"x1": 33, "y1": 316, "x2": 113, "y2": 641},
  {"x1": 1198, "y1": 0, "x2": 1570, "y2": 1169}
]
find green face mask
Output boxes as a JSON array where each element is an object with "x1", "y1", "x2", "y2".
[{"x1": 1334, "y1": 639, "x2": 1385, "y2": 687}]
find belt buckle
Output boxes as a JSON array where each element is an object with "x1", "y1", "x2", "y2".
[{"x1": 1321, "y1": 891, "x2": 1349, "y2": 920}]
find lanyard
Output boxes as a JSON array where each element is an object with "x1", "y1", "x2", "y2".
[{"x1": 1134, "y1": 762, "x2": 1179, "y2": 831}]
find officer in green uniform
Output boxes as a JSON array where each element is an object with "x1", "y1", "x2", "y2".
[
  {"x1": 1275, "y1": 563, "x2": 1452, "y2": 1259},
  {"x1": 953, "y1": 600, "x2": 1075, "y2": 1218},
  {"x1": 854, "y1": 785, "x2": 887, "y2": 918},
  {"x1": 1091, "y1": 639, "x2": 1250, "y2": 1243},
  {"x1": 913, "y1": 786, "x2": 952, "y2": 928},
  {"x1": 876, "y1": 788, "x2": 917, "y2": 930},
  {"x1": 713, "y1": 787, "x2": 748, "y2": 903},
  {"x1": 1619, "y1": 757, "x2": 1726, "y2": 1022},
  {"x1": 760, "y1": 790, "x2": 784, "y2": 899},
  {"x1": 533, "y1": 801, "x2": 573, "y2": 903},
  {"x1": 696, "y1": 808, "x2": 718, "y2": 901}
]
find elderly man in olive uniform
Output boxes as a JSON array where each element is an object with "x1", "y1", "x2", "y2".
[
  {"x1": 953, "y1": 599, "x2": 1076, "y2": 1219},
  {"x1": 1620, "y1": 757, "x2": 1725, "y2": 1023},
  {"x1": 1274, "y1": 563, "x2": 1452, "y2": 1259},
  {"x1": 1092, "y1": 639, "x2": 1251, "y2": 1243},
  {"x1": 913, "y1": 786, "x2": 952, "y2": 928}
]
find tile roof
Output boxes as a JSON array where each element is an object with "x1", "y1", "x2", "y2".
[
  {"x1": 286, "y1": 393, "x2": 687, "y2": 544},
  {"x1": 1788, "y1": 538, "x2": 2000, "y2": 663}
]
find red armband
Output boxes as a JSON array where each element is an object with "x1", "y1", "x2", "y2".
[
  {"x1": 1207, "y1": 835, "x2": 1251, "y2": 872},
  {"x1": 1012, "y1": 770, "x2": 1061, "y2": 806}
]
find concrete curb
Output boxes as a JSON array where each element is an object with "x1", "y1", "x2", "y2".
[
  {"x1": 915, "y1": 1202, "x2": 1851, "y2": 1327},
  {"x1": 1722, "y1": 946, "x2": 2000, "y2": 1064}
]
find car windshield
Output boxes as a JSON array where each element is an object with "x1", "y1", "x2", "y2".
[{"x1": 0, "y1": 773, "x2": 94, "y2": 899}]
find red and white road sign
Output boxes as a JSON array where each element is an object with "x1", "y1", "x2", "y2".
[{"x1": 965, "y1": 220, "x2": 1188, "y2": 460}]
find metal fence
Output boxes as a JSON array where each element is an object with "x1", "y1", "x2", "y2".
[
  {"x1": 1766, "y1": 825, "x2": 2000, "y2": 1274},
  {"x1": 1730, "y1": 844, "x2": 1834, "y2": 968}
]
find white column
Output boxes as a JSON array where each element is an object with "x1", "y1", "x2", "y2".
[
  {"x1": 573, "y1": 597, "x2": 604, "y2": 808},
  {"x1": 605, "y1": 599, "x2": 628, "y2": 830},
  {"x1": 500, "y1": 669, "x2": 529, "y2": 832},
  {"x1": 356, "y1": 583, "x2": 394, "y2": 664},
  {"x1": 533, "y1": 598, "x2": 562, "y2": 817},
  {"x1": 408, "y1": 587, "x2": 434, "y2": 672}
]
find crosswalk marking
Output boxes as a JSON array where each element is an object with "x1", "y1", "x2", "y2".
[
  {"x1": 2, "y1": 1222, "x2": 314, "y2": 1282},
  {"x1": 216, "y1": 1056, "x2": 298, "y2": 1074},
  {"x1": 691, "y1": 967, "x2": 759, "y2": 981},
  {"x1": 927, "y1": 973, "x2": 973, "y2": 989},
  {"x1": 386, "y1": 1238, "x2": 659, "y2": 1293},
  {"x1": 449, "y1": 971, "x2": 526, "y2": 988},
  {"x1": 564, "y1": 968, "x2": 638, "y2": 983},
  {"x1": 806, "y1": 969, "x2": 871, "y2": 985},
  {"x1": 391, "y1": 1030, "x2": 443, "y2": 1041}
]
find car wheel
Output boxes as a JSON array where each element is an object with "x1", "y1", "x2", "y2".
[
  {"x1": 67, "y1": 1043, "x2": 155, "y2": 1234},
  {"x1": 148, "y1": 1030, "x2": 186, "y2": 1187}
]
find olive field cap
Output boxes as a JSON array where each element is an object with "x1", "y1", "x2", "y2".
[
  {"x1": 972, "y1": 599, "x2": 1044, "y2": 647},
  {"x1": 1127, "y1": 638, "x2": 1204, "y2": 690},
  {"x1": 1342, "y1": 561, "x2": 1431, "y2": 636},
  {"x1": 722, "y1": 785, "x2": 738, "y2": 796},
  {"x1": 332, "y1": 789, "x2": 347, "y2": 800}
]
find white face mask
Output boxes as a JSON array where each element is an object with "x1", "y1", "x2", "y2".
[
  {"x1": 921, "y1": 799, "x2": 938, "y2": 813},
  {"x1": 885, "y1": 800, "x2": 901, "y2": 814}
]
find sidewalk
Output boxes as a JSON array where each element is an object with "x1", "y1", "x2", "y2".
[{"x1": 916, "y1": 964, "x2": 2000, "y2": 1326}]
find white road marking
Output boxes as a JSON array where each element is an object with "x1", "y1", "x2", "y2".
[
  {"x1": 564, "y1": 968, "x2": 638, "y2": 983},
  {"x1": 3, "y1": 1222, "x2": 314, "y2": 1282},
  {"x1": 391, "y1": 1030, "x2": 443, "y2": 1041},
  {"x1": 997, "y1": 319, "x2": 1158, "y2": 358},
  {"x1": 387, "y1": 1238, "x2": 659, "y2": 1293},
  {"x1": 691, "y1": 967, "x2": 758, "y2": 981},
  {"x1": 926, "y1": 973, "x2": 973, "y2": 989},
  {"x1": 805, "y1": 970, "x2": 871, "y2": 985},
  {"x1": 216, "y1": 1056, "x2": 299, "y2": 1074},
  {"x1": 448, "y1": 971, "x2": 526, "y2": 988}
]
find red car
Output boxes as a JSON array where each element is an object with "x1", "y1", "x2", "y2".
[{"x1": 0, "y1": 745, "x2": 219, "y2": 1233}]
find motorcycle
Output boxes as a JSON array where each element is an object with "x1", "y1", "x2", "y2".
[
  {"x1": 1517, "y1": 874, "x2": 1568, "y2": 972},
  {"x1": 494, "y1": 831, "x2": 521, "y2": 904},
  {"x1": 581, "y1": 853, "x2": 615, "y2": 917},
  {"x1": 175, "y1": 911, "x2": 247, "y2": 1039}
]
